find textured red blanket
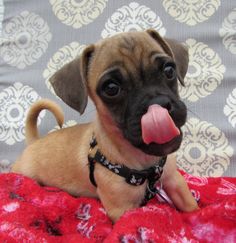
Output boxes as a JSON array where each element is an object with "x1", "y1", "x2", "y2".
[{"x1": 0, "y1": 172, "x2": 235, "y2": 242}]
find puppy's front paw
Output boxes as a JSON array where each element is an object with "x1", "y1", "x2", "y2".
[{"x1": 163, "y1": 171, "x2": 200, "y2": 213}]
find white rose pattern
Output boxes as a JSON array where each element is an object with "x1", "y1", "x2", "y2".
[
  {"x1": 50, "y1": 0, "x2": 108, "y2": 29},
  {"x1": 162, "y1": 0, "x2": 221, "y2": 26},
  {"x1": 179, "y1": 39, "x2": 225, "y2": 102},
  {"x1": 177, "y1": 118, "x2": 233, "y2": 177},
  {"x1": 219, "y1": 8, "x2": 236, "y2": 54},
  {"x1": 101, "y1": 2, "x2": 166, "y2": 38},
  {"x1": 119, "y1": 227, "x2": 156, "y2": 242},
  {"x1": 217, "y1": 179, "x2": 236, "y2": 195},
  {"x1": 0, "y1": 11, "x2": 51, "y2": 69},
  {"x1": 183, "y1": 174, "x2": 208, "y2": 186},
  {"x1": 77, "y1": 221, "x2": 95, "y2": 238},
  {"x1": 224, "y1": 88, "x2": 236, "y2": 128},
  {"x1": 0, "y1": 83, "x2": 44, "y2": 145}
]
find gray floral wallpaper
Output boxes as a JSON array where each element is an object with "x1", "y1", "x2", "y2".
[{"x1": 0, "y1": 0, "x2": 235, "y2": 177}]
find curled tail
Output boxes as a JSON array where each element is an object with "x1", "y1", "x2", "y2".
[{"x1": 25, "y1": 99, "x2": 64, "y2": 145}]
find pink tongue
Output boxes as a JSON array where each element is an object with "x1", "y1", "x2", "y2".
[{"x1": 141, "y1": 104, "x2": 180, "y2": 144}]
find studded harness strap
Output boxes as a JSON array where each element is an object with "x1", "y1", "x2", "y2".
[{"x1": 88, "y1": 136, "x2": 167, "y2": 205}]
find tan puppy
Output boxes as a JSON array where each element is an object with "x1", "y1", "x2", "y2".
[{"x1": 12, "y1": 30, "x2": 199, "y2": 222}]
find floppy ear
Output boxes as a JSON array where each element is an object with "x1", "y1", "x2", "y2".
[
  {"x1": 146, "y1": 29, "x2": 189, "y2": 86},
  {"x1": 49, "y1": 45, "x2": 95, "y2": 114},
  {"x1": 163, "y1": 38, "x2": 189, "y2": 86}
]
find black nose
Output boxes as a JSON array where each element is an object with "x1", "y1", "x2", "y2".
[{"x1": 148, "y1": 96, "x2": 172, "y2": 111}]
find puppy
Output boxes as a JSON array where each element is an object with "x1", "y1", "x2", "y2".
[{"x1": 12, "y1": 29, "x2": 198, "y2": 222}]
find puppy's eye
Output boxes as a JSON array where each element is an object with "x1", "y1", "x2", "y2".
[
  {"x1": 102, "y1": 80, "x2": 121, "y2": 97},
  {"x1": 163, "y1": 63, "x2": 176, "y2": 80}
]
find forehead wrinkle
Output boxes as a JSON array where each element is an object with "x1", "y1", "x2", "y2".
[
  {"x1": 103, "y1": 61, "x2": 124, "y2": 71},
  {"x1": 119, "y1": 35, "x2": 136, "y2": 52},
  {"x1": 119, "y1": 45, "x2": 148, "y2": 89},
  {"x1": 138, "y1": 46, "x2": 146, "y2": 83},
  {"x1": 119, "y1": 38, "x2": 147, "y2": 70},
  {"x1": 95, "y1": 35, "x2": 159, "y2": 86},
  {"x1": 118, "y1": 48, "x2": 137, "y2": 70}
]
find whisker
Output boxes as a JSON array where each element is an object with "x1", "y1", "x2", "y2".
[{"x1": 186, "y1": 108, "x2": 201, "y2": 120}]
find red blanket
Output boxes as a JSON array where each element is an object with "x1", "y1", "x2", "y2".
[{"x1": 0, "y1": 172, "x2": 235, "y2": 242}]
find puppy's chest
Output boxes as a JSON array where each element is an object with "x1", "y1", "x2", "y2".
[
  {"x1": 95, "y1": 164, "x2": 147, "y2": 203},
  {"x1": 88, "y1": 136, "x2": 167, "y2": 205}
]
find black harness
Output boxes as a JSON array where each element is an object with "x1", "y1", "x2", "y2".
[{"x1": 88, "y1": 136, "x2": 167, "y2": 205}]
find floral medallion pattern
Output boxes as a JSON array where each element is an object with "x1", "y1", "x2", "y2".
[
  {"x1": 0, "y1": 11, "x2": 51, "y2": 69},
  {"x1": 0, "y1": 0, "x2": 4, "y2": 35},
  {"x1": 224, "y1": 88, "x2": 236, "y2": 128},
  {"x1": 162, "y1": 0, "x2": 221, "y2": 26},
  {"x1": 0, "y1": 83, "x2": 44, "y2": 145},
  {"x1": 177, "y1": 118, "x2": 233, "y2": 177},
  {"x1": 50, "y1": 0, "x2": 108, "y2": 29},
  {"x1": 101, "y1": 2, "x2": 166, "y2": 38},
  {"x1": 219, "y1": 8, "x2": 236, "y2": 54},
  {"x1": 179, "y1": 39, "x2": 225, "y2": 102},
  {"x1": 43, "y1": 42, "x2": 86, "y2": 94}
]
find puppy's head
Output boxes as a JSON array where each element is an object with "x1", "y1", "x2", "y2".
[{"x1": 50, "y1": 30, "x2": 188, "y2": 156}]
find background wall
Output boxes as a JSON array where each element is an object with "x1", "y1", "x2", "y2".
[{"x1": 0, "y1": 0, "x2": 235, "y2": 177}]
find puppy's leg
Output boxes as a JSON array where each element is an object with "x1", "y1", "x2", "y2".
[
  {"x1": 163, "y1": 170, "x2": 199, "y2": 212},
  {"x1": 96, "y1": 185, "x2": 144, "y2": 222},
  {"x1": 162, "y1": 154, "x2": 199, "y2": 212},
  {"x1": 97, "y1": 190, "x2": 133, "y2": 222},
  {"x1": 95, "y1": 167, "x2": 144, "y2": 222}
]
